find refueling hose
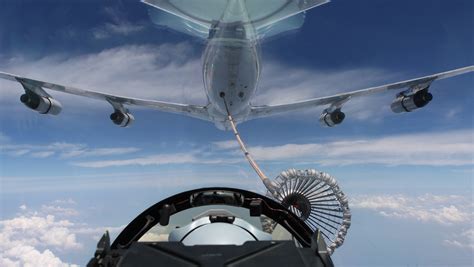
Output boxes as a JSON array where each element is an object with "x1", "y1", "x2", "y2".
[{"x1": 221, "y1": 95, "x2": 278, "y2": 195}]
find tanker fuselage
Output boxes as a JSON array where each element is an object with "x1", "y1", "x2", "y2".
[{"x1": 202, "y1": 2, "x2": 261, "y2": 130}]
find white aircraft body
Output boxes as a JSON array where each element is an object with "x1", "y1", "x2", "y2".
[{"x1": 1, "y1": 0, "x2": 473, "y2": 130}]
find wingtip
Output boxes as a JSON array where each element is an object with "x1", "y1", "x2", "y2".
[{"x1": 0, "y1": 71, "x2": 20, "y2": 82}]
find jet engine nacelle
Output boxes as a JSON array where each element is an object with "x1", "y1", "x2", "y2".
[
  {"x1": 110, "y1": 111, "x2": 134, "y2": 127},
  {"x1": 319, "y1": 109, "x2": 345, "y2": 127},
  {"x1": 20, "y1": 93, "x2": 62, "y2": 115},
  {"x1": 391, "y1": 88, "x2": 433, "y2": 113}
]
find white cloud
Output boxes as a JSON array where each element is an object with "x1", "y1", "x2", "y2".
[
  {"x1": 255, "y1": 65, "x2": 394, "y2": 105},
  {"x1": 72, "y1": 151, "x2": 239, "y2": 168},
  {"x1": 444, "y1": 107, "x2": 462, "y2": 120},
  {"x1": 31, "y1": 151, "x2": 55, "y2": 158},
  {"x1": 60, "y1": 147, "x2": 140, "y2": 158},
  {"x1": 1, "y1": 138, "x2": 140, "y2": 160},
  {"x1": 351, "y1": 194, "x2": 472, "y2": 225},
  {"x1": 52, "y1": 199, "x2": 77, "y2": 205},
  {"x1": 0, "y1": 215, "x2": 82, "y2": 250},
  {"x1": 72, "y1": 152, "x2": 199, "y2": 168},
  {"x1": 53, "y1": 129, "x2": 474, "y2": 168},
  {"x1": 41, "y1": 205, "x2": 79, "y2": 217},
  {"x1": 444, "y1": 239, "x2": 474, "y2": 251},
  {"x1": 93, "y1": 6, "x2": 146, "y2": 39},
  {"x1": 444, "y1": 228, "x2": 474, "y2": 251},
  {"x1": 0, "y1": 213, "x2": 82, "y2": 266},
  {"x1": 9, "y1": 149, "x2": 29, "y2": 156},
  {"x1": 234, "y1": 129, "x2": 474, "y2": 166},
  {"x1": 93, "y1": 23, "x2": 145, "y2": 39},
  {"x1": 0, "y1": 203, "x2": 121, "y2": 266},
  {"x1": 0, "y1": 43, "x2": 206, "y2": 109},
  {"x1": 1, "y1": 245, "x2": 78, "y2": 267},
  {"x1": 212, "y1": 140, "x2": 239, "y2": 150},
  {"x1": 378, "y1": 205, "x2": 469, "y2": 224},
  {"x1": 254, "y1": 64, "x2": 398, "y2": 121},
  {"x1": 28, "y1": 200, "x2": 79, "y2": 217}
]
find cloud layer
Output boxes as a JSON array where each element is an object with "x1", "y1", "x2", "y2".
[
  {"x1": 68, "y1": 129, "x2": 474, "y2": 168},
  {"x1": 444, "y1": 228, "x2": 474, "y2": 251},
  {"x1": 70, "y1": 150, "x2": 242, "y2": 168},
  {"x1": 0, "y1": 210, "x2": 81, "y2": 266},
  {"x1": 247, "y1": 129, "x2": 473, "y2": 166},
  {"x1": 3, "y1": 129, "x2": 471, "y2": 168},
  {"x1": 215, "y1": 129, "x2": 473, "y2": 167},
  {"x1": 1, "y1": 140, "x2": 140, "y2": 160},
  {"x1": 351, "y1": 193, "x2": 472, "y2": 225},
  {"x1": 351, "y1": 193, "x2": 474, "y2": 251},
  {"x1": 0, "y1": 201, "x2": 123, "y2": 266}
]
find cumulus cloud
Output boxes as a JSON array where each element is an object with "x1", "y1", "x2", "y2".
[
  {"x1": 1, "y1": 245, "x2": 78, "y2": 267},
  {"x1": 351, "y1": 194, "x2": 472, "y2": 225},
  {"x1": 0, "y1": 213, "x2": 81, "y2": 266},
  {"x1": 0, "y1": 215, "x2": 82, "y2": 250},
  {"x1": 0, "y1": 202, "x2": 122, "y2": 266}
]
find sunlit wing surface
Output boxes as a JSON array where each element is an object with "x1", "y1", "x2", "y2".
[
  {"x1": 248, "y1": 66, "x2": 474, "y2": 120},
  {"x1": 142, "y1": 0, "x2": 330, "y2": 39},
  {"x1": 0, "y1": 71, "x2": 210, "y2": 123}
]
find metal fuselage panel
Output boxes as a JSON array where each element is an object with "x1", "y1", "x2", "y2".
[
  {"x1": 202, "y1": 2, "x2": 261, "y2": 130},
  {"x1": 203, "y1": 38, "x2": 259, "y2": 128}
]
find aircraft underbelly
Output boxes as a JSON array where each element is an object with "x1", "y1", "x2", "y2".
[{"x1": 204, "y1": 41, "x2": 259, "y2": 119}]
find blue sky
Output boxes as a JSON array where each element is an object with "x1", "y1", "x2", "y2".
[{"x1": 0, "y1": 0, "x2": 473, "y2": 266}]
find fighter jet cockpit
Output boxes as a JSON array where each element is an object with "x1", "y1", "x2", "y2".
[
  {"x1": 87, "y1": 187, "x2": 334, "y2": 267},
  {"x1": 1, "y1": 1, "x2": 472, "y2": 266}
]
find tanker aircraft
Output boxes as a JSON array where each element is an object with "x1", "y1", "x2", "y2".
[{"x1": 1, "y1": 0, "x2": 473, "y2": 130}]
